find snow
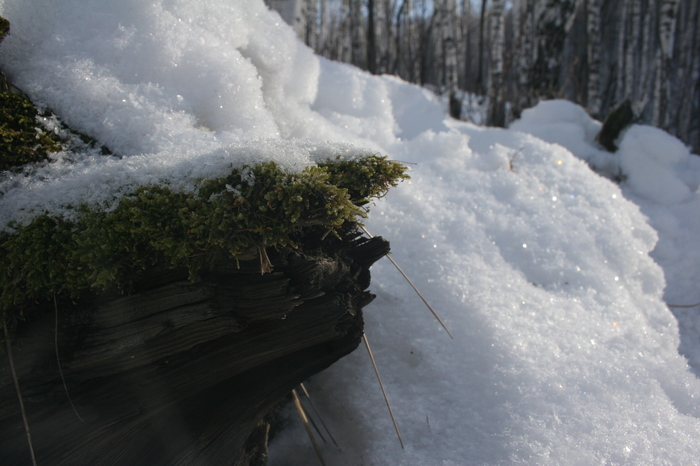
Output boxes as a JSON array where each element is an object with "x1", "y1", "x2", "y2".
[
  {"x1": 0, "y1": 0, "x2": 366, "y2": 229},
  {"x1": 1, "y1": 1, "x2": 700, "y2": 464}
]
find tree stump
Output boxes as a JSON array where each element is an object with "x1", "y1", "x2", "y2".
[{"x1": 0, "y1": 230, "x2": 390, "y2": 465}]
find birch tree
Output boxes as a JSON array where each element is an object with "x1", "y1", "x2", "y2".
[
  {"x1": 653, "y1": 0, "x2": 680, "y2": 128},
  {"x1": 625, "y1": 0, "x2": 642, "y2": 101},
  {"x1": 487, "y1": 0, "x2": 506, "y2": 126},
  {"x1": 615, "y1": 0, "x2": 629, "y2": 103},
  {"x1": 531, "y1": 0, "x2": 576, "y2": 99},
  {"x1": 586, "y1": 0, "x2": 602, "y2": 116},
  {"x1": 515, "y1": 0, "x2": 536, "y2": 115},
  {"x1": 675, "y1": 0, "x2": 700, "y2": 142},
  {"x1": 265, "y1": 0, "x2": 699, "y2": 152},
  {"x1": 367, "y1": 0, "x2": 377, "y2": 74},
  {"x1": 477, "y1": 0, "x2": 488, "y2": 94},
  {"x1": 302, "y1": 0, "x2": 318, "y2": 49},
  {"x1": 350, "y1": 0, "x2": 364, "y2": 68}
]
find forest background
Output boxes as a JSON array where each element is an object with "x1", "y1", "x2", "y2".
[{"x1": 266, "y1": 0, "x2": 700, "y2": 154}]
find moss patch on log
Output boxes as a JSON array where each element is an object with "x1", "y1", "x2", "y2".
[
  {"x1": 0, "y1": 13, "x2": 408, "y2": 347},
  {"x1": 0, "y1": 156, "x2": 407, "y2": 344},
  {"x1": 0, "y1": 91, "x2": 67, "y2": 171}
]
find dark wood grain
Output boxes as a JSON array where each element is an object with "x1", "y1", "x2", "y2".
[{"x1": 0, "y1": 231, "x2": 389, "y2": 465}]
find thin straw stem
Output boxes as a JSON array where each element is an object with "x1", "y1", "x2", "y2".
[
  {"x1": 54, "y1": 295, "x2": 84, "y2": 422},
  {"x1": 360, "y1": 225, "x2": 453, "y2": 339},
  {"x1": 4, "y1": 318, "x2": 38, "y2": 466},
  {"x1": 291, "y1": 388, "x2": 326, "y2": 466},
  {"x1": 362, "y1": 333, "x2": 404, "y2": 449},
  {"x1": 299, "y1": 383, "x2": 340, "y2": 448},
  {"x1": 667, "y1": 302, "x2": 700, "y2": 308}
]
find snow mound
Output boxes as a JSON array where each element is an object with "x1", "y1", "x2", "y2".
[
  {"x1": 0, "y1": 0, "x2": 374, "y2": 229},
  {"x1": 271, "y1": 115, "x2": 700, "y2": 465},
  {"x1": 619, "y1": 125, "x2": 695, "y2": 204}
]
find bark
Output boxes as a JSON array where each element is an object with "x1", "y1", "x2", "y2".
[
  {"x1": 0, "y1": 230, "x2": 389, "y2": 465},
  {"x1": 586, "y1": 0, "x2": 602, "y2": 116},
  {"x1": 394, "y1": 0, "x2": 409, "y2": 76},
  {"x1": 443, "y1": 0, "x2": 459, "y2": 95},
  {"x1": 615, "y1": 0, "x2": 629, "y2": 103},
  {"x1": 303, "y1": 0, "x2": 318, "y2": 49},
  {"x1": 487, "y1": 0, "x2": 506, "y2": 126},
  {"x1": 367, "y1": 0, "x2": 377, "y2": 74},
  {"x1": 531, "y1": 0, "x2": 576, "y2": 99},
  {"x1": 350, "y1": 0, "x2": 364, "y2": 68},
  {"x1": 653, "y1": 0, "x2": 680, "y2": 129},
  {"x1": 516, "y1": 0, "x2": 536, "y2": 115},
  {"x1": 477, "y1": 0, "x2": 488, "y2": 95},
  {"x1": 625, "y1": 0, "x2": 642, "y2": 101},
  {"x1": 674, "y1": 0, "x2": 699, "y2": 143}
]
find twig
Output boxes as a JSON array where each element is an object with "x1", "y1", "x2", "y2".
[
  {"x1": 299, "y1": 383, "x2": 340, "y2": 449},
  {"x1": 363, "y1": 333, "x2": 404, "y2": 449},
  {"x1": 508, "y1": 146, "x2": 524, "y2": 172},
  {"x1": 667, "y1": 302, "x2": 700, "y2": 309},
  {"x1": 360, "y1": 225, "x2": 453, "y2": 339},
  {"x1": 3, "y1": 317, "x2": 38, "y2": 466},
  {"x1": 301, "y1": 398, "x2": 327, "y2": 445},
  {"x1": 54, "y1": 294, "x2": 84, "y2": 422},
  {"x1": 258, "y1": 247, "x2": 272, "y2": 274},
  {"x1": 291, "y1": 388, "x2": 326, "y2": 466}
]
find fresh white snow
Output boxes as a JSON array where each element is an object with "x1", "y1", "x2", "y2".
[{"x1": 1, "y1": 1, "x2": 699, "y2": 464}]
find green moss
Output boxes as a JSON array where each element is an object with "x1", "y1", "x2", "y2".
[
  {"x1": 0, "y1": 157, "x2": 408, "y2": 345},
  {"x1": 320, "y1": 154, "x2": 410, "y2": 204},
  {"x1": 0, "y1": 91, "x2": 67, "y2": 171},
  {"x1": 0, "y1": 16, "x2": 9, "y2": 44}
]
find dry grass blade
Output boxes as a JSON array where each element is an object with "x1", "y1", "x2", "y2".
[
  {"x1": 291, "y1": 388, "x2": 326, "y2": 466},
  {"x1": 363, "y1": 333, "x2": 405, "y2": 449},
  {"x1": 4, "y1": 317, "x2": 38, "y2": 466},
  {"x1": 360, "y1": 225, "x2": 453, "y2": 339},
  {"x1": 302, "y1": 400, "x2": 327, "y2": 444},
  {"x1": 258, "y1": 247, "x2": 272, "y2": 274},
  {"x1": 54, "y1": 295, "x2": 84, "y2": 423},
  {"x1": 667, "y1": 302, "x2": 700, "y2": 308},
  {"x1": 299, "y1": 383, "x2": 340, "y2": 449}
]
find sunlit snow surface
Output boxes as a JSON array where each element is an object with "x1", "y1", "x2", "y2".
[{"x1": 1, "y1": 1, "x2": 699, "y2": 464}]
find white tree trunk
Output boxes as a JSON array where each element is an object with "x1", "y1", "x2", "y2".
[
  {"x1": 302, "y1": 0, "x2": 318, "y2": 48},
  {"x1": 653, "y1": 0, "x2": 680, "y2": 128},
  {"x1": 625, "y1": 0, "x2": 642, "y2": 101},
  {"x1": 350, "y1": 0, "x2": 364, "y2": 68},
  {"x1": 637, "y1": 0, "x2": 655, "y2": 115},
  {"x1": 516, "y1": 0, "x2": 536, "y2": 113},
  {"x1": 488, "y1": 0, "x2": 506, "y2": 126},
  {"x1": 675, "y1": 0, "x2": 700, "y2": 141},
  {"x1": 586, "y1": 0, "x2": 602, "y2": 116},
  {"x1": 439, "y1": 0, "x2": 459, "y2": 94},
  {"x1": 616, "y1": 0, "x2": 629, "y2": 103}
]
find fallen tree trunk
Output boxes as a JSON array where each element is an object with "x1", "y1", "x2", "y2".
[{"x1": 0, "y1": 229, "x2": 389, "y2": 465}]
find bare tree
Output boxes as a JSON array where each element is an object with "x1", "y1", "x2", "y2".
[
  {"x1": 531, "y1": 0, "x2": 576, "y2": 99},
  {"x1": 350, "y1": 0, "x2": 364, "y2": 68},
  {"x1": 265, "y1": 0, "x2": 700, "y2": 151},
  {"x1": 302, "y1": 0, "x2": 318, "y2": 49},
  {"x1": 586, "y1": 0, "x2": 602, "y2": 116},
  {"x1": 653, "y1": 0, "x2": 680, "y2": 128},
  {"x1": 674, "y1": 0, "x2": 700, "y2": 142},
  {"x1": 477, "y1": 0, "x2": 488, "y2": 94},
  {"x1": 514, "y1": 0, "x2": 536, "y2": 116},
  {"x1": 487, "y1": 0, "x2": 506, "y2": 126},
  {"x1": 367, "y1": 0, "x2": 377, "y2": 74},
  {"x1": 625, "y1": 0, "x2": 642, "y2": 102}
]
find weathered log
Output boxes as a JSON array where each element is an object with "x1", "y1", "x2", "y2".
[{"x1": 0, "y1": 231, "x2": 390, "y2": 465}]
